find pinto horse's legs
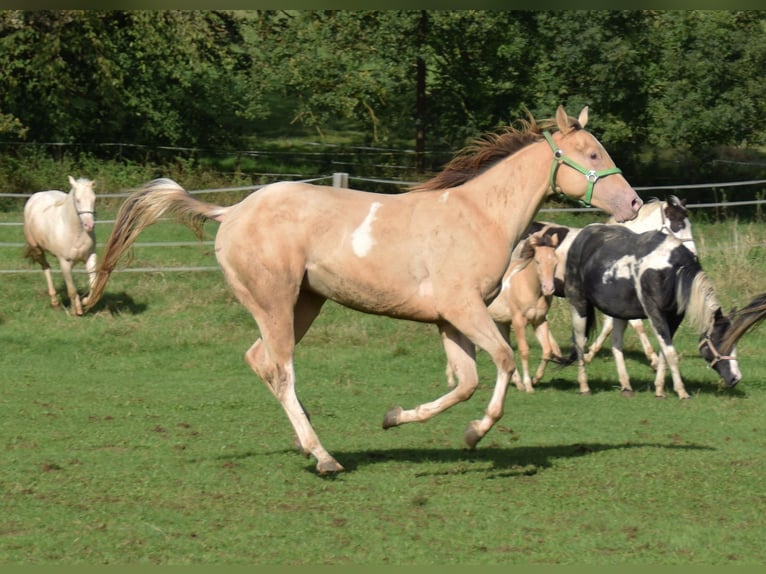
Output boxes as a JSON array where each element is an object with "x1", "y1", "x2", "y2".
[
  {"x1": 630, "y1": 319, "x2": 660, "y2": 370},
  {"x1": 384, "y1": 323, "x2": 479, "y2": 427},
  {"x1": 584, "y1": 315, "x2": 612, "y2": 363},
  {"x1": 645, "y1": 320, "x2": 690, "y2": 400},
  {"x1": 609, "y1": 318, "x2": 634, "y2": 396},
  {"x1": 570, "y1": 310, "x2": 592, "y2": 394},
  {"x1": 652, "y1": 344, "x2": 688, "y2": 399}
]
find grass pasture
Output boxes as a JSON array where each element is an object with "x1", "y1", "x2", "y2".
[{"x1": 1, "y1": 209, "x2": 766, "y2": 565}]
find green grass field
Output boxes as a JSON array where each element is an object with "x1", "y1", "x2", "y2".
[{"x1": 1, "y1": 207, "x2": 765, "y2": 564}]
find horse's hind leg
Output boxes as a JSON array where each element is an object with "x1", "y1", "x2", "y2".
[
  {"x1": 610, "y1": 318, "x2": 634, "y2": 396},
  {"x1": 384, "y1": 322, "x2": 479, "y2": 428},
  {"x1": 242, "y1": 290, "x2": 341, "y2": 473},
  {"x1": 584, "y1": 314, "x2": 612, "y2": 363},
  {"x1": 26, "y1": 244, "x2": 59, "y2": 308}
]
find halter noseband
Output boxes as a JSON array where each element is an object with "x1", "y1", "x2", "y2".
[
  {"x1": 699, "y1": 337, "x2": 735, "y2": 368},
  {"x1": 543, "y1": 130, "x2": 623, "y2": 208}
]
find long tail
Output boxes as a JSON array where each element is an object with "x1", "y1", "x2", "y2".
[
  {"x1": 84, "y1": 178, "x2": 230, "y2": 311},
  {"x1": 720, "y1": 292, "x2": 766, "y2": 352}
]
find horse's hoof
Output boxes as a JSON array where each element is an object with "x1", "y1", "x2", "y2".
[
  {"x1": 382, "y1": 406, "x2": 402, "y2": 429},
  {"x1": 578, "y1": 390, "x2": 592, "y2": 396},
  {"x1": 655, "y1": 395, "x2": 666, "y2": 400},
  {"x1": 316, "y1": 459, "x2": 345, "y2": 474},
  {"x1": 679, "y1": 395, "x2": 692, "y2": 401},
  {"x1": 621, "y1": 389, "x2": 635, "y2": 398},
  {"x1": 464, "y1": 421, "x2": 483, "y2": 450}
]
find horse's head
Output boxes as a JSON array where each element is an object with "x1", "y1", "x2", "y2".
[
  {"x1": 699, "y1": 308, "x2": 742, "y2": 387},
  {"x1": 523, "y1": 228, "x2": 560, "y2": 297},
  {"x1": 703, "y1": 292, "x2": 766, "y2": 388},
  {"x1": 663, "y1": 195, "x2": 697, "y2": 255},
  {"x1": 545, "y1": 105, "x2": 642, "y2": 223},
  {"x1": 69, "y1": 175, "x2": 96, "y2": 233}
]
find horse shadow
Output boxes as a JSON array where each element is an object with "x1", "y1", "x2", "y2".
[
  {"x1": 217, "y1": 440, "x2": 714, "y2": 478},
  {"x1": 84, "y1": 291, "x2": 148, "y2": 316},
  {"x1": 539, "y1": 372, "x2": 747, "y2": 398},
  {"x1": 320, "y1": 440, "x2": 714, "y2": 477}
]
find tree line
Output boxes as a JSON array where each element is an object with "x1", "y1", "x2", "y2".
[{"x1": 1, "y1": 10, "x2": 765, "y2": 182}]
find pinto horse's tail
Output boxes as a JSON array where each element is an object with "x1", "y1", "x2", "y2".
[{"x1": 84, "y1": 178, "x2": 231, "y2": 312}]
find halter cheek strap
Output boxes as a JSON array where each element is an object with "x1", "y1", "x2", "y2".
[
  {"x1": 699, "y1": 337, "x2": 735, "y2": 368},
  {"x1": 543, "y1": 130, "x2": 623, "y2": 207}
]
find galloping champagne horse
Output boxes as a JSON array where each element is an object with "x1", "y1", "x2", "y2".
[
  {"x1": 85, "y1": 106, "x2": 642, "y2": 473},
  {"x1": 23, "y1": 176, "x2": 97, "y2": 316}
]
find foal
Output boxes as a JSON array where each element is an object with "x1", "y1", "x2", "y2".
[{"x1": 446, "y1": 225, "x2": 566, "y2": 393}]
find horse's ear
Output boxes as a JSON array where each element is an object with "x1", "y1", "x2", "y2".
[
  {"x1": 555, "y1": 106, "x2": 569, "y2": 133},
  {"x1": 577, "y1": 106, "x2": 589, "y2": 128},
  {"x1": 68, "y1": 175, "x2": 76, "y2": 187}
]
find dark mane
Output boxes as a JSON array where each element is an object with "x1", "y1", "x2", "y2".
[{"x1": 411, "y1": 114, "x2": 561, "y2": 192}]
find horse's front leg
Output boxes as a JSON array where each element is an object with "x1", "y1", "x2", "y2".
[
  {"x1": 384, "y1": 322, "x2": 479, "y2": 428},
  {"x1": 58, "y1": 258, "x2": 83, "y2": 316},
  {"x1": 629, "y1": 318, "x2": 659, "y2": 370},
  {"x1": 646, "y1": 320, "x2": 689, "y2": 399},
  {"x1": 609, "y1": 318, "x2": 634, "y2": 396},
  {"x1": 653, "y1": 343, "x2": 688, "y2": 399},
  {"x1": 511, "y1": 317, "x2": 534, "y2": 393},
  {"x1": 532, "y1": 319, "x2": 553, "y2": 385}
]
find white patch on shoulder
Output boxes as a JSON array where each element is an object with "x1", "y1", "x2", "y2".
[
  {"x1": 439, "y1": 191, "x2": 450, "y2": 204},
  {"x1": 352, "y1": 202, "x2": 382, "y2": 257},
  {"x1": 602, "y1": 255, "x2": 637, "y2": 283},
  {"x1": 418, "y1": 279, "x2": 434, "y2": 298}
]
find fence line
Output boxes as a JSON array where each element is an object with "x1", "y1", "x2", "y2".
[{"x1": 2, "y1": 172, "x2": 765, "y2": 275}]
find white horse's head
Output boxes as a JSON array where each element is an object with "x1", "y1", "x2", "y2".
[{"x1": 68, "y1": 175, "x2": 96, "y2": 233}]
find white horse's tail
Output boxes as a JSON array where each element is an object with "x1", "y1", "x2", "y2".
[{"x1": 84, "y1": 178, "x2": 231, "y2": 311}]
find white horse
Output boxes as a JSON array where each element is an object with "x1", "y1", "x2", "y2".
[{"x1": 23, "y1": 176, "x2": 97, "y2": 316}]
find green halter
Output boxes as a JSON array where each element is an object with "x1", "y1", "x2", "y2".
[{"x1": 543, "y1": 130, "x2": 623, "y2": 207}]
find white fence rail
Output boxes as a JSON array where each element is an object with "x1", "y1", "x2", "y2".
[{"x1": 2, "y1": 173, "x2": 766, "y2": 275}]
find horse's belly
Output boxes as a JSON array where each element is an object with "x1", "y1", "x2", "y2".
[{"x1": 305, "y1": 264, "x2": 440, "y2": 322}]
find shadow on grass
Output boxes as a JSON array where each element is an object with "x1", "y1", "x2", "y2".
[
  {"x1": 323, "y1": 440, "x2": 715, "y2": 477},
  {"x1": 86, "y1": 291, "x2": 148, "y2": 316},
  {"x1": 216, "y1": 439, "x2": 714, "y2": 478},
  {"x1": 539, "y1": 372, "x2": 747, "y2": 398}
]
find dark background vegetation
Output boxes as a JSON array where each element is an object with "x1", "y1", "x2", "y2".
[{"x1": 1, "y1": 10, "x2": 765, "y2": 206}]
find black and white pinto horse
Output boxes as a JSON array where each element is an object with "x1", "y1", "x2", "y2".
[
  {"x1": 520, "y1": 196, "x2": 697, "y2": 376},
  {"x1": 564, "y1": 223, "x2": 766, "y2": 398},
  {"x1": 584, "y1": 195, "x2": 697, "y2": 366}
]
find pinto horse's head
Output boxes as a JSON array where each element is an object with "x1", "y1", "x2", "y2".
[
  {"x1": 703, "y1": 292, "x2": 766, "y2": 387},
  {"x1": 547, "y1": 106, "x2": 643, "y2": 223},
  {"x1": 699, "y1": 308, "x2": 741, "y2": 387}
]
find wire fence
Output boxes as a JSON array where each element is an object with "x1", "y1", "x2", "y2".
[{"x1": 2, "y1": 173, "x2": 766, "y2": 275}]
